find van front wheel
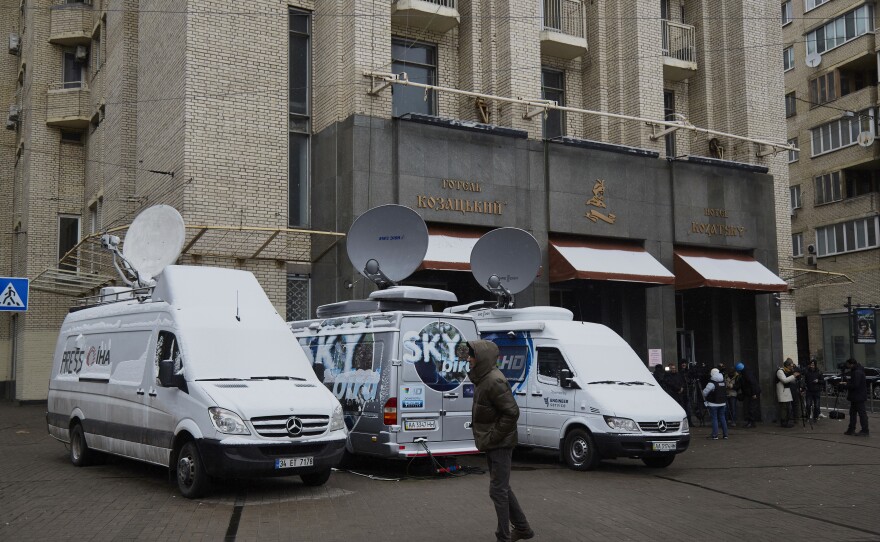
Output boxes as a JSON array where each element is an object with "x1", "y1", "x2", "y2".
[
  {"x1": 69, "y1": 423, "x2": 92, "y2": 467},
  {"x1": 563, "y1": 429, "x2": 598, "y2": 471},
  {"x1": 300, "y1": 469, "x2": 332, "y2": 486},
  {"x1": 177, "y1": 441, "x2": 210, "y2": 499}
]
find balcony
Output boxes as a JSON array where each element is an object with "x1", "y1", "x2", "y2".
[
  {"x1": 46, "y1": 82, "x2": 91, "y2": 129},
  {"x1": 540, "y1": 0, "x2": 587, "y2": 60},
  {"x1": 662, "y1": 20, "x2": 696, "y2": 81},
  {"x1": 391, "y1": 0, "x2": 460, "y2": 34},
  {"x1": 49, "y1": 0, "x2": 94, "y2": 46}
]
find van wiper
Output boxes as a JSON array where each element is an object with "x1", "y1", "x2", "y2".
[
  {"x1": 622, "y1": 381, "x2": 654, "y2": 386},
  {"x1": 588, "y1": 380, "x2": 621, "y2": 385},
  {"x1": 250, "y1": 376, "x2": 306, "y2": 381},
  {"x1": 197, "y1": 378, "x2": 245, "y2": 381}
]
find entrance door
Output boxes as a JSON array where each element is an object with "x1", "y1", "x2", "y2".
[
  {"x1": 677, "y1": 330, "x2": 695, "y2": 365},
  {"x1": 527, "y1": 346, "x2": 576, "y2": 448}
]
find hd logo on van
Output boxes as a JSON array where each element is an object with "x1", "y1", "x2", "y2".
[
  {"x1": 403, "y1": 321, "x2": 469, "y2": 392},
  {"x1": 482, "y1": 331, "x2": 532, "y2": 393}
]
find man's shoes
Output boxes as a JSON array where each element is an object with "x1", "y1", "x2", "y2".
[
  {"x1": 710, "y1": 436, "x2": 719, "y2": 440},
  {"x1": 857, "y1": 431, "x2": 869, "y2": 437},
  {"x1": 511, "y1": 527, "x2": 535, "y2": 541},
  {"x1": 844, "y1": 430, "x2": 855, "y2": 436},
  {"x1": 722, "y1": 436, "x2": 729, "y2": 439},
  {"x1": 744, "y1": 422, "x2": 754, "y2": 428}
]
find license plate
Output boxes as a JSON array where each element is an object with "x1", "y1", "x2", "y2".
[
  {"x1": 652, "y1": 442, "x2": 676, "y2": 452},
  {"x1": 404, "y1": 419, "x2": 437, "y2": 431},
  {"x1": 275, "y1": 456, "x2": 314, "y2": 469}
]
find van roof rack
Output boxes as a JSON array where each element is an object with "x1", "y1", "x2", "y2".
[
  {"x1": 315, "y1": 286, "x2": 456, "y2": 318},
  {"x1": 70, "y1": 285, "x2": 154, "y2": 313}
]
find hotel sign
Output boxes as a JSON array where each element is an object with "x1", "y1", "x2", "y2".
[
  {"x1": 416, "y1": 179, "x2": 507, "y2": 216},
  {"x1": 690, "y1": 208, "x2": 746, "y2": 238}
]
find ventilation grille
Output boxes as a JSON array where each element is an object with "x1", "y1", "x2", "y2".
[
  {"x1": 638, "y1": 421, "x2": 681, "y2": 433},
  {"x1": 294, "y1": 383, "x2": 317, "y2": 388},
  {"x1": 250, "y1": 414, "x2": 329, "y2": 438},
  {"x1": 214, "y1": 383, "x2": 248, "y2": 388}
]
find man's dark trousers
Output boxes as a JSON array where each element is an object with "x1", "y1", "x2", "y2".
[
  {"x1": 848, "y1": 401, "x2": 869, "y2": 433},
  {"x1": 486, "y1": 447, "x2": 529, "y2": 541},
  {"x1": 743, "y1": 396, "x2": 760, "y2": 424},
  {"x1": 805, "y1": 390, "x2": 820, "y2": 420}
]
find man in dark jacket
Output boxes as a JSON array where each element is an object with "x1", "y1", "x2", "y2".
[
  {"x1": 467, "y1": 340, "x2": 533, "y2": 542},
  {"x1": 842, "y1": 358, "x2": 869, "y2": 436},
  {"x1": 736, "y1": 361, "x2": 761, "y2": 428},
  {"x1": 803, "y1": 359, "x2": 822, "y2": 423}
]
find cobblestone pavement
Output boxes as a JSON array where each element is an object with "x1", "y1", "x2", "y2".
[{"x1": 1, "y1": 403, "x2": 879, "y2": 541}]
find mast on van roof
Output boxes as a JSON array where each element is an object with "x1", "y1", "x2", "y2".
[{"x1": 102, "y1": 205, "x2": 186, "y2": 289}]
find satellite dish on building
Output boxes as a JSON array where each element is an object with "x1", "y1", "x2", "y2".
[
  {"x1": 102, "y1": 205, "x2": 185, "y2": 288},
  {"x1": 470, "y1": 228, "x2": 541, "y2": 308},
  {"x1": 805, "y1": 52, "x2": 822, "y2": 68},
  {"x1": 346, "y1": 204, "x2": 429, "y2": 289},
  {"x1": 857, "y1": 131, "x2": 875, "y2": 147}
]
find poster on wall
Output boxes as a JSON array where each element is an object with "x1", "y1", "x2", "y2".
[{"x1": 854, "y1": 308, "x2": 876, "y2": 344}]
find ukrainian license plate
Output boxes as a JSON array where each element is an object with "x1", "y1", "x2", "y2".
[
  {"x1": 652, "y1": 442, "x2": 676, "y2": 452},
  {"x1": 275, "y1": 456, "x2": 314, "y2": 469},
  {"x1": 404, "y1": 419, "x2": 437, "y2": 431}
]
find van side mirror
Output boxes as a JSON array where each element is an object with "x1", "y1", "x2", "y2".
[
  {"x1": 158, "y1": 359, "x2": 185, "y2": 389},
  {"x1": 559, "y1": 368, "x2": 578, "y2": 389}
]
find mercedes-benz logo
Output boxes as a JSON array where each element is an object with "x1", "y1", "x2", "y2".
[
  {"x1": 657, "y1": 420, "x2": 668, "y2": 433},
  {"x1": 286, "y1": 416, "x2": 303, "y2": 437}
]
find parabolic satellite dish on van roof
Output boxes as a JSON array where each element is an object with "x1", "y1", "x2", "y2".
[
  {"x1": 346, "y1": 204, "x2": 429, "y2": 287},
  {"x1": 122, "y1": 205, "x2": 186, "y2": 282},
  {"x1": 471, "y1": 227, "x2": 541, "y2": 297}
]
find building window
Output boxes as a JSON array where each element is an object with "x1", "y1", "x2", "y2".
[
  {"x1": 58, "y1": 215, "x2": 80, "y2": 271},
  {"x1": 845, "y1": 169, "x2": 880, "y2": 198},
  {"x1": 788, "y1": 138, "x2": 799, "y2": 162},
  {"x1": 664, "y1": 89, "x2": 676, "y2": 157},
  {"x1": 785, "y1": 92, "x2": 796, "y2": 118},
  {"x1": 286, "y1": 275, "x2": 310, "y2": 321},
  {"x1": 391, "y1": 39, "x2": 437, "y2": 118},
  {"x1": 783, "y1": 46, "x2": 794, "y2": 71},
  {"x1": 542, "y1": 68, "x2": 565, "y2": 140},
  {"x1": 808, "y1": 72, "x2": 836, "y2": 106},
  {"x1": 792, "y1": 233, "x2": 803, "y2": 257},
  {"x1": 814, "y1": 171, "x2": 842, "y2": 205},
  {"x1": 805, "y1": 0, "x2": 831, "y2": 11},
  {"x1": 782, "y1": 2, "x2": 793, "y2": 26},
  {"x1": 810, "y1": 108, "x2": 874, "y2": 156},
  {"x1": 91, "y1": 32, "x2": 100, "y2": 76},
  {"x1": 816, "y1": 216, "x2": 879, "y2": 256},
  {"x1": 790, "y1": 185, "x2": 802, "y2": 210},
  {"x1": 806, "y1": 4, "x2": 874, "y2": 56},
  {"x1": 289, "y1": 8, "x2": 310, "y2": 228},
  {"x1": 62, "y1": 50, "x2": 84, "y2": 89}
]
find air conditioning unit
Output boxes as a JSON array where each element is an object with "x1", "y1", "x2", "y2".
[
  {"x1": 74, "y1": 45, "x2": 89, "y2": 63},
  {"x1": 5, "y1": 119, "x2": 16, "y2": 131},
  {"x1": 806, "y1": 254, "x2": 817, "y2": 266},
  {"x1": 8, "y1": 104, "x2": 20, "y2": 122},
  {"x1": 8, "y1": 33, "x2": 21, "y2": 55}
]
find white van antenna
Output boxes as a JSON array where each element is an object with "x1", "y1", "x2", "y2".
[
  {"x1": 103, "y1": 205, "x2": 186, "y2": 288},
  {"x1": 346, "y1": 204, "x2": 429, "y2": 289},
  {"x1": 470, "y1": 228, "x2": 541, "y2": 308}
]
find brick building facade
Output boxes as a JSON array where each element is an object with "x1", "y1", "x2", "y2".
[{"x1": 1, "y1": 0, "x2": 795, "y2": 403}]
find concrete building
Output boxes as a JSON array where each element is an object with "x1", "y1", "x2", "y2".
[
  {"x1": 2, "y1": 0, "x2": 795, "y2": 409},
  {"x1": 782, "y1": 0, "x2": 880, "y2": 371}
]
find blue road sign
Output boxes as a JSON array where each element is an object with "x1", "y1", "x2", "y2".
[{"x1": 0, "y1": 277, "x2": 29, "y2": 311}]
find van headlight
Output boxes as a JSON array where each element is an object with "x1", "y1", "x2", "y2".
[
  {"x1": 329, "y1": 404, "x2": 345, "y2": 432},
  {"x1": 208, "y1": 407, "x2": 250, "y2": 435},
  {"x1": 603, "y1": 416, "x2": 640, "y2": 432},
  {"x1": 681, "y1": 418, "x2": 689, "y2": 433}
]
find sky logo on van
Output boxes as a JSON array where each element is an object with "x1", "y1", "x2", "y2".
[{"x1": 402, "y1": 321, "x2": 469, "y2": 392}]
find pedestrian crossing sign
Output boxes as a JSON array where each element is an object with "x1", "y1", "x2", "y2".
[{"x1": 0, "y1": 278, "x2": 29, "y2": 311}]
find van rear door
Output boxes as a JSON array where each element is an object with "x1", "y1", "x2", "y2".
[{"x1": 399, "y1": 317, "x2": 476, "y2": 445}]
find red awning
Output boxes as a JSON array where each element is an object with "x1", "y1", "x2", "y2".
[
  {"x1": 418, "y1": 227, "x2": 485, "y2": 271},
  {"x1": 674, "y1": 247, "x2": 788, "y2": 292},
  {"x1": 549, "y1": 238, "x2": 675, "y2": 285}
]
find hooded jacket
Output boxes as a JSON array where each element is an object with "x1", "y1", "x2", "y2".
[
  {"x1": 702, "y1": 371, "x2": 727, "y2": 407},
  {"x1": 844, "y1": 362, "x2": 868, "y2": 402},
  {"x1": 467, "y1": 339, "x2": 519, "y2": 451}
]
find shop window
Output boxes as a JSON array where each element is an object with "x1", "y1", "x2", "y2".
[{"x1": 286, "y1": 275, "x2": 310, "y2": 321}]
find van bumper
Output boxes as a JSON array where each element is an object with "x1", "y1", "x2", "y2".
[
  {"x1": 592, "y1": 433, "x2": 690, "y2": 459},
  {"x1": 196, "y1": 438, "x2": 346, "y2": 478}
]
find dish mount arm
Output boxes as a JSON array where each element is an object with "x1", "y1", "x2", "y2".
[
  {"x1": 364, "y1": 259, "x2": 396, "y2": 290},
  {"x1": 101, "y1": 234, "x2": 146, "y2": 288},
  {"x1": 487, "y1": 274, "x2": 513, "y2": 308}
]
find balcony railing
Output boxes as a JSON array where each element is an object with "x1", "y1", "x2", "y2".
[
  {"x1": 47, "y1": 82, "x2": 91, "y2": 129},
  {"x1": 661, "y1": 20, "x2": 695, "y2": 64},
  {"x1": 49, "y1": 0, "x2": 94, "y2": 46},
  {"x1": 543, "y1": 0, "x2": 584, "y2": 39}
]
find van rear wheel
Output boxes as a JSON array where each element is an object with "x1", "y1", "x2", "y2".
[
  {"x1": 69, "y1": 423, "x2": 92, "y2": 467},
  {"x1": 177, "y1": 441, "x2": 210, "y2": 499},
  {"x1": 642, "y1": 455, "x2": 675, "y2": 468},
  {"x1": 563, "y1": 429, "x2": 598, "y2": 471},
  {"x1": 300, "y1": 469, "x2": 332, "y2": 486}
]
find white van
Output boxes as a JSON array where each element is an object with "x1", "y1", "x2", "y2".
[
  {"x1": 464, "y1": 305, "x2": 690, "y2": 469},
  {"x1": 290, "y1": 287, "x2": 480, "y2": 460},
  {"x1": 47, "y1": 265, "x2": 347, "y2": 498}
]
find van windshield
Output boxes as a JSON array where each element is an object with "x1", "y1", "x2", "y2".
[
  {"x1": 181, "y1": 325, "x2": 314, "y2": 381},
  {"x1": 565, "y1": 344, "x2": 654, "y2": 383}
]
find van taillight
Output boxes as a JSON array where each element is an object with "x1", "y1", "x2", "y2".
[{"x1": 383, "y1": 397, "x2": 397, "y2": 426}]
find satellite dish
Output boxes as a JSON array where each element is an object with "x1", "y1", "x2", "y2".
[
  {"x1": 346, "y1": 204, "x2": 429, "y2": 288},
  {"x1": 122, "y1": 205, "x2": 186, "y2": 282},
  {"x1": 805, "y1": 52, "x2": 821, "y2": 68},
  {"x1": 857, "y1": 131, "x2": 875, "y2": 147},
  {"x1": 470, "y1": 228, "x2": 541, "y2": 307}
]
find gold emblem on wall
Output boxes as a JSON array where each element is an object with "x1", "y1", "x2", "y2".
[{"x1": 585, "y1": 179, "x2": 616, "y2": 224}]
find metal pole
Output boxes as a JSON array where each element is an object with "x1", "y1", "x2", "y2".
[{"x1": 846, "y1": 296, "x2": 854, "y2": 361}]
